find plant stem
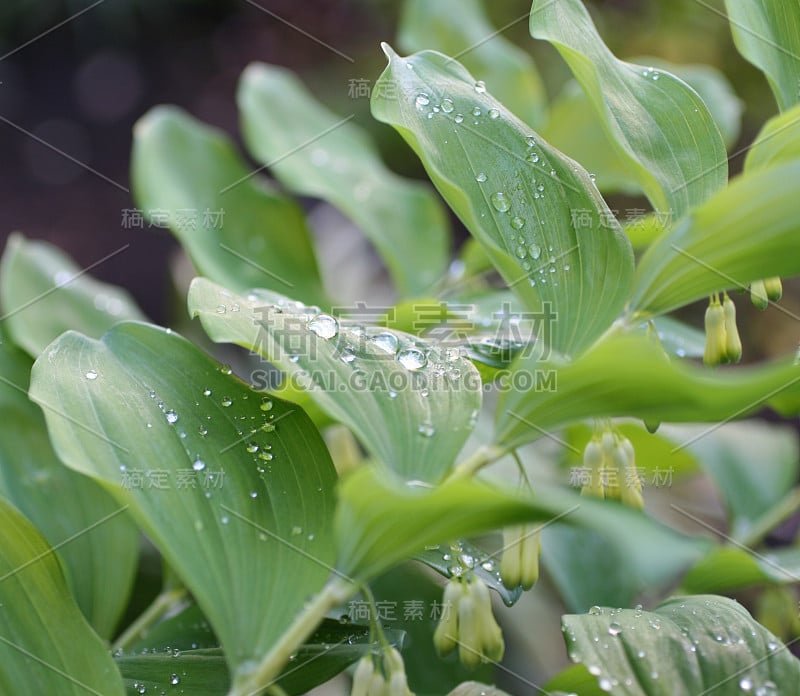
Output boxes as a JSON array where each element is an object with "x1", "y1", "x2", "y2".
[
  {"x1": 737, "y1": 487, "x2": 800, "y2": 548},
  {"x1": 446, "y1": 444, "x2": 507, "y2": 481},
  {"x1": 112, "y1": 586, "x2": 189, "y2": 652},
  {"x1": 228, "y1": 577, "x2": 355, "y2": 696}
]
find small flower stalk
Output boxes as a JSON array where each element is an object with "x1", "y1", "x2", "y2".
[
  {"x1": 433, "y1": 576, "x2": 504, "y2": 669},
  {"x1": 580, "y1": 428, "x2": 643, "y2": 510},
  {"x1": 350, "y1": 647, "x2": 414, "y2": 696},
  {"x1": 500, "y1": 524, "x2": 541, "y2": 590},
  {"x1": 751, "y1": 277, "x2": 782, "y2": 309},
  {"x1": 704, "y1": 293, "x2": 741, "y2": 366}
]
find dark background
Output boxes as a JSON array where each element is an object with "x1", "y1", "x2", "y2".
[{"x1": 0, "y1": 0, "x2": 794, "y2": 358}]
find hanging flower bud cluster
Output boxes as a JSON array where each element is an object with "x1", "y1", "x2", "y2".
[
  {"x1": 580, "y1": 429, "x2": 643, "y2": 509},
  {"x1": 350, "y1": 647, "x2": 414, "y2": 696},
  {"x1": 703, "y1": 293, "x2": 742, "y2": 366},
  {"x1": 499, "y1": 524, "x2": 540, "y2": 590},
  {"x1": 433, "y1": 575, "x2": 504, "y2": 669},
  {"x1": 750, "y1": 277, "x2": 782, "y2": 310}
]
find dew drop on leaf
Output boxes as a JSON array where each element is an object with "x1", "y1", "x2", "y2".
[
  {"x1": 397, "y1": 348, "x2": 427, "y2": 371},
  {"x1": 441, "y1": 98, "x2": 454, "y2": 113},
  {"x1": 85, "y1": 369, "x2": 98, "y2": 380},
  {"x1": 475, "y1": 172, "x2": 487, "y2": 183},
  {"x1": 474, "y1": 80, "x2": 486, "y2": 93},
  {"x1": 371, "y1": 332, "x2": 400, "y2": 354},
  {"x1": 491, "y1": 192, "x2": 510, "y2": 213},
  {"x1": 192, "y1": 459, "x2": 206, "y2": 472},
  {"x1": 165, "y1": 410, "x2": 178, "y2": 424},
  {"x1": 307, "y1": 314, "x2": 338, "y2": 339}
]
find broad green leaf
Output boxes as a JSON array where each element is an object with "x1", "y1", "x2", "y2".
[
  {"x1": 563, "y1": 596, "x2": 800, "y2": 694},
  {"x1": 415, "y1": 540, "x2": 523, "y2": 607},
  {"x1": 541, "y1": 81, "x2": 640, "y2": 196},
  {"x1": 335, "y1": 467, "x2": 707, "y2": 586},
  {"x1": 237, "y1": 63, "x2": 450, "y2": 298},
  {"x1": 691, "y1": 421, "x2": 798, "y2": 538},
  {"x1": 398, "y1": 0, "x2": 547, "y2": 128},
  {"x1": 29, "y1": 322, "x2": 338, "y2": 686},
  {"x1": 650, "y1": 316, "x2": 707, "y2": 360},
  {"x1": 631, "y1": 160, "x2": 800, "y2": 316},
  {"x1": 0, "y1": 233, "x2": 145, "y2": 358},
  {"x1": 0, "y1": 332, "x2": 139, "y2": 640},
  {"x1": 496, "y1": 332, "x2": 800, "y2": 450},
  {"x1": 683, "y1": 547, "x2": 800, "y2": 595},
  {"x1": 724, "y1": 0, "x2": 800, "y2": 111},
  {"x1": 118, "y1": 609, "x2": 399, "y2": 696},
  {"x1": 0, "y1": 496, "x2": 125, "y2": 695},
  {"x1": 544, "y1": 665, "x2": 606, "y2": 696},
  {"x1": 188, "y1": 278, "x2": 481, "y2": 483},
  {"x1": 131, "y1": 106, "x2": 326, "y2": 306},
  {"x1": 634, "y1": 58, "x2": 744, "y2": 150},
  {"x1": 530, "y1": 0, "x2": 728, "y2": 220},
  {"x1": 371, "y1": 45, "x2": 634, "y2": 357},
  {"x1": 745, "y1": 103, "x2": 800, "y2": 173}
]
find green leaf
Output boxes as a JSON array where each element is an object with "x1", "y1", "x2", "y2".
[
  {"x1": 691, "y1": 421, "x2": 798, "y2": 538},
  {"x1": 496, "y1": 332, "x2": 800, "y2": 450},
  {"x1": 371, "y1": 45, "x2": 634, "y2": 357},
  {"x1": 237, "y1": 63, "x2": 450, "y2": 298},
  {"x1": 530, "y1": 0, "x2": 728, "y2": 220},
  {"x1": 0, "y1": 233, "x2": 145, "y2": 358},
  {"x1": 540, "y1": 81, "x2": 640, "y2": 196},
  {"x1": 682, "y1": 547, "x2": 800, "y2": 595},
  {"x1": 562, "y1": 596, "x2": 800, "y2": 694},
  {"x1": 745, "y1": 103, "x2": 800, "y2": 173},
  {"x1": 335, "y1": 467, "x2": 707, "y2": 586},
  {"x1": 0, "y1": 331, "x2": 139, "y2": 640},
  {"x1": 650, "y1": 316, "x2": 707, "y2": 360},
  {"x1": 118, "y1": 610, "x2": 397, "y2": 696},
  {"x1": 188, "y1": 278, "x2": 481, "y2": 483},
  {"x1": 723, "y1": 0, "x2": 800, "y2": 111},
  {"x1": 29, "y1": 322, "x2": 338, "y2": 686},
  {"x1": 447, "y1": 683, "x2": 512, "y2": 696},
  {"x1": 631, "y1": 160, "x2": 800, "y2": 316},
  {"x1": 398, "y1": 0, "x2": 547, "y2": 128},
  {"x1": 0, "y1": 496, "x2": 125, "y2": 695},
  {"x1": 131, "y1": 106, "x2": 326, "y2": 306},
  {"x1": 415, "y1": 540, "x2": 523, "y2": 607},
  {"x1": 544, "y1": 664, "x2": 606, "y2": 696}
]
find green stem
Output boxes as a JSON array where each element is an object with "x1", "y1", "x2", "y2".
[
  {"x1": 228, "y1": 577, "x2": 355, "y2": 696},
  {"x1": 736, "y1": 487, "x2": 800, "y2": 548},
  {"x1": 112, "y1": 586, "x2": 189, "y2": 652},
  {"x1": 446, "y1": 444, "x2": 507, "y2": 481}
]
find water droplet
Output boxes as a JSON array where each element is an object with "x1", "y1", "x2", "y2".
[
  {"x1": 415, "y1": 93, "x2": 430, "y2": 108},
  {"x1": 652, "y1": 72, "x2": 660, "y2": 80},
  {"x1": 527, "y1": 152, "x2": 540, "y2": 164},
  {"x1": 589, "y1": 606, "x2": 603, "y2": 615},
  {"x1": 371, "y1": 332, "x2": 399, "y2": 354},
  {"x1": 165, "y1": 410, "x2": 178, "y2": 424},
  {"x1": 481, "y1": 560, "x2": 494, "y2": 571},
  {"x1": 221, "y1": 397, "x2": 233, "y2": 407},
  {"x1": 397, "y1": 348, "x2": 427, "y2": 371},
  {"x1": 491, "y1": 192, "x2": 510, "y2": 212},
  {"x1": 307, "y1": 314, "x2": 338, "y2": 339},
  {"x1": 598, "y1": 678, "x2": 612, "y2": 692},
  {"x1": 441, "y1": 98, "x2": 454, "y2": 113},
  {"x1": 475, "y1": 171, "x2": 487, "y2": 183},
  {"x1": 511, "y1": 216, "x2": 525, "y2": 229},
  {"x1": 249, "y1": 491, "x2": 258, "y2": 499},
  {"x1": 608, "y1": 622, "x2": 622, "y2": 636},
  {"x1": 246, "y1": 443, "x2": 259, "y2": 453},
  {"x1": 454, "y1": 113, "x2": 464, "y2": 124},
  {"x1": 388, "y1": 390, "x2": 398, "y2": 399},
  {"x1": 739, "y1": 677, "x2": 753, "y2": 692},
  {"x1": 488, "y1": 108, "x2": 500, "y2": 119},
  {"x1": 529, "y1": 243, "x2": 541, "y2": 259},
  {"x1": 203, "y1": 388, "x2": 212, "y2": 397},
  {"x1": 260, "y1": 397, "x2": 273, "y2": 411},
  {"x1": 515, "y1": 245, "x2": 527, "y2": 259},
  {"x1": 85, "y1": 369, "x2": 98, "y2": 380},
  {"x1": 192, "y1": 459, "x2": 206, "y2": 472},
  {"x1": 170, "y1": 674, "x2": 180, "y2": 685},
  {"x1": 418, "y1": 423, "x2": 435, "y2": 437},
  {"x1": 474, "y1": 80, "x2": 486, "y2": 93},
  {"x1": 472, "y1": 106, "x2": 482, "y2": 117}
]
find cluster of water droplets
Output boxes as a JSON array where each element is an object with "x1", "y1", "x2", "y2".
[{"x1": 641, "y1": 66, "x2": 661, "y2": 81}]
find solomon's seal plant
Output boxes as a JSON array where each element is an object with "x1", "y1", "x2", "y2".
[{"x1": 2, "y1": 0, "x2": 800, "y2": 694}]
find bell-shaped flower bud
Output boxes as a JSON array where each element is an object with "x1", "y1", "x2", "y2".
[
  {"x1": 750, "y1": 280, "x2": 769, "y2": 310},
  {"x1": 704, "y1": 297, "x2": 727, "y2": 366},
  {"x1": 722, "y1": 294, "x2": 742, "y2": 364},
  {"x1": 764, "y1": 277, "x2": 783, "y2": 302}
]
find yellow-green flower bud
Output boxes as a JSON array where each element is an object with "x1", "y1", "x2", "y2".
[
  {"x1": 601, "y1": 432, "x2": 620, "y2": 500},
  {"x1": 704, "y1": 297, "x2": 727, "y2": 366},
  {"x1": 750, "y1": 280, "x2": 769, "y2": 310},
  {"x1": 519, "y1": 526, "x2": 541, "y2": 590},
  {"x1": 456, "y1": 592, "x2": 482, "y2": 670},
  {"x1": 470, "y1": 577, "x2": 504, "y2": 663},
  {"x1": 581, "y1": 439, "x2": 605, "y2": 498},
  {"x1": 722, "y1": 294, "x2": 742, "y2": 364},
  {"x1": 388, "y1": 671, "x2": 412, "y2": 696},
  {"x1": 433, "y1": 579, "x2": 463, "y2": 656},
  {"x1": 351, "y1": 656, "x2": 375, "y2": 696},
  {"x1": 499, "y1": 526, "x2": 522, "y2": 589},
  {"x1": 764, "y1": 277, "x2": 783, "y2": 302},
  {"x1": 368, "y1": 672, "x2": 387, "y2": 696},
  {"x1": 385, "y1": 649, "x2": 413, "y2": 696}
]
